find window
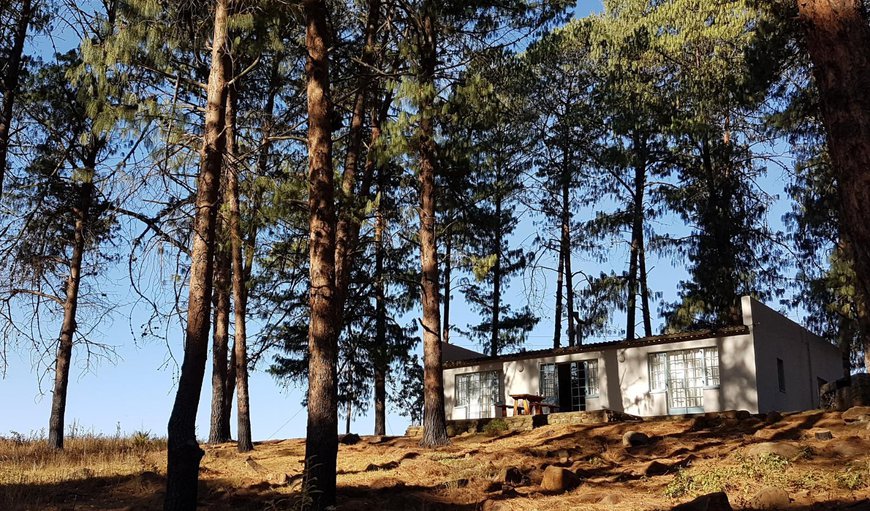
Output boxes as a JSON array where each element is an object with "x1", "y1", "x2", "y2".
[
  {"x1": 540, "y1": 360, "x2": 598, "y2": 411},
  {"x1": 704, "y1": 349, "x2": 720, "y2": 387},
  {"x1": 648, "y1": 347, "x2": 720, "y2": 391},
  {"x1": 455, "y1": 371, "x2": 500, "y2": 414},
  {"x1": 650, "y1": 352, "x2": 667, "y2": 391},
  {"x1": 777, "y1": 358, "x2": 786, "y2": 392},
  {"x1": 583, "y1": 360, "x2": 599, "y2": 396},
  {"x1": 540, "y1": 363, "x2": 558, "y2": 403}
]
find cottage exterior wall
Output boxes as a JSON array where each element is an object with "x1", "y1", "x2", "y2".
[
  {"x1": 616, "y1": 333, "x2": 759, "y2": 415},
  {"x1": 746, "y1": 297, "x2": 844, "y2": 413},
  {"x1": 443, "y1": 296, "x2": 843, "y2": 420}
]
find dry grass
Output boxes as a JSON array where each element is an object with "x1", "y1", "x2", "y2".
[{"x1": 3, "y1": 411, "x2": 870, "y2": 510}]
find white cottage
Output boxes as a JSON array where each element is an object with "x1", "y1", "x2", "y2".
[{"x1": 442, "y1": 296, "x2": 844, "y2": 420}]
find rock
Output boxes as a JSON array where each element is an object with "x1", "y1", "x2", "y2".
[
  {"x1": 745, "y1": 442, "x2": 801, "y2": 460},
  {"x1": 369, "y1": 477, "x2": 405, "y2": 490},
  {"x1": 540, "y1": 466, "x2": 580, "y2": 493},
  {"x1": 722, "y1": 410, "x2": 751, "y2": 420},
  {"x1": 831, "y1": 436, "x2": 865, "y2": 457},
  {"x1": 484, "y1": 481, "x2": 503, "y2": 493},
  {"x1": 245, "y1": 456, "x2": 266, "y2": 473},
  {"x1": 750, "y1": 487, "x2": 790, "y2": 509},
  {"x1": 338, "y1": 433, "x2": 361, "y2": 445},
  {"x1": 814, "y1": 429, "x2": 834, "y2": 441},
  {"x1": 481, "y1": 499, "x2": 513, "y2": 511},
  {"x1": 843, "y1": 406, "x2": 870, "y2": 423},
  {"x1": 640, "y1": 460, "x2": 671, "y2": 477},
  {"x1": 599, "y1": 494, "x2": 623, "y2": 505},
  {"x1": 268, "y1": 473, "x2": 290, "y2": 485},
  {"x1": 495, "y1": 466, "x2": 524, "y2": 486},
  {"x1": 622, "y1": 430, "x2": 650, "y2": 447},
  {"x1": 556, "y1": 449, "x2": 570, "y2": 463},
  {"x1": 672, "y1": 492, "x2": 733, "y2": 511},
  {"x1": 764, "y1": 411, "x2": 783, "y2": 424}
]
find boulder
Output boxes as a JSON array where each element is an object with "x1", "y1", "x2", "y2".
[
  {"x1": 750, "y1": 487, "x2": 790, "y2": 509},
  {"x1": 830, "y1": 436, "x2": 865, "y2": 457},
  {"x1": 481, "y1": 499, "x2": 513, "y2": 511},
  {"x1": 267, "y1": 473, "x2": 290, "y2": 485},
  {"x1": 338, "y1": 433, "x2": 361, "y2": 445},
  {"x1": 370, "y1": 477, "x2": 405, "y2": 490},
  {"x1": 599, "y1": 494, "x2": 623, "y2": 505},
  {"x1": 495, "y1": 466, "x2": 525, "y2": 486},
  {"x1": 622, "y1": 430, "x2": 650, "y2": 447},
  {"x1": 540, "y1": 466, "x2": 580, "y2": 493},
  {"x1": 842, "y1": 406, "x2": 870, "y2": 423},
  {"x1": 764, "y1": 411, "x2": 783, "y2": 424},
  {"x1": 672, "y1": 492, "x2": 733, "y2": 511},
  {"x1": 640, "y1": 460, "x2": 671, "y2": 477},
  {"x1": 744, "y1": 442, "x2": 801, "y2": 460}
]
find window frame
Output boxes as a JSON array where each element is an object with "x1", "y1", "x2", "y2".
[{"x1": 648, "y1": 346, "x2": 721, "y2": 392}]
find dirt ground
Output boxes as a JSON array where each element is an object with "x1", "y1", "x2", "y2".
[{"x1": 3, "y1": 410, "x2": 870, "y2": 510}]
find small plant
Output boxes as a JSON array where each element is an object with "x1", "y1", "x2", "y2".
[
  {"x1": 836, "y1": 464, "x2": 869, "y2": 490},
  {"x1": 130, "y1": 430, "x2": 152, "y2": 448},
  {"x1": 483, "y1": 419, "x2": 509, "y2": 437}
]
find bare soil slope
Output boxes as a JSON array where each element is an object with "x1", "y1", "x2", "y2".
[{"x1": 3, "y1": 410, "x2": 870, "y2": 510}]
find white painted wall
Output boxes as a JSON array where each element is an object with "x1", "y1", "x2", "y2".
[
  {"x1": 616, "y1": 332, "x2": 759, "y2": 415},
  {"x1": 746, "y1": 297, "x2": 844, "y2": 413}
]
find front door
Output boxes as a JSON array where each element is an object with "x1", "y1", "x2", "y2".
[{"x1": 667, "y1": 350, "x2": 706, "y2": 414}]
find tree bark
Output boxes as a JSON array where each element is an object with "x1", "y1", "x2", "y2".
[
  {"x1": 0, "y1": 0, "x2": 32, "y2": 196},
  {"x1": 443, "y1": 229, "x2": 452, "y2": 344},
  {"x1": 333, "y1": 0, "x2": 381, "y2": 322},
  {"x1": 224, "y1": 77, "x2": 254, "y2": 453},
  {"x1": 798, "y1": 0, "x2": 870, "y2": 370},
  {"x1": 373, "y1": 170, "x2": 387, "y2": 436},
  {"x1": 561, "y1": 163, "x2": 574, "y2": 346},
  {"x1": 222, "y1": 342, "x2": 236, "y2": 437},
  {"x1": 490, "y1": 185, "x2": 502, "y2": 358},
  {"x1": 626, "y1": 133, "x2": 647, "y2": 340},
  {"x1": 208, "y1": 219, "x2": 231, "y2": 444},
  {"x1": 553, "y1": 235, "x2": 564, "y2": 349},
  {"x1": 164, "y1": 0, "x2": 229, "y2": 508},
  {"x1": 417, "y1": 4, "x2": 449, "y2": 448},
  {"x1": 639, "y1": 236, "x2": 653, "y2": 338},
  {"x1": 47, "y1": 151, "x2": 95, "y2": 450},
  {"x1": 302, "y1": 0, "x2": 339, "y2": 508}
]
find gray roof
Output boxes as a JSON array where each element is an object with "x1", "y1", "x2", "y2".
[{"x1": 443, "y1": 325, "x2": 750, "y2": 369}]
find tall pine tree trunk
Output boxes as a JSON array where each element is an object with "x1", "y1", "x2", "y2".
[
  {"x1": 48, "y1": 152, "x2": 95, "y2": 450},
  {"x1": 561, "y1": 161, "x2": 575, "y2": 346},
  {"x1": 222, "y1": 343, "x2": 236, "y2": 437},
  {"x1": 224, "y1": 78, "x2": 253, "y2": 453},
  {"x1": 302, "y1": 0, "x2": 339, "y2": 508},
  {"x1": 490, "y1": 189, "x2": 502, "y2": 358},
  {"x1": 333, "y1": 0, "x2": 381, "y2": 321},
  {"x1": 418, "y1": 4, "x2": 449, "y2": 448},
  {"x1": 443, "y1": 230, "x2": 452, "y2": 344},
  {"x1": 371, "y1": 98, "x2": 389, "y2": 437},
  {"x1": 639, "y1": 236, "x2": 653, "y2": 338},
  {"x1": 626, "y1": 134, "x2": 647, "y2": 340},
  {"x1": 208, "y1": 222, "x2": 231, "y2": 444},
  {"x1": 798, "y1": 0, "x2": 870, "y2": 370},
  {"x1": 0, "y1": 0, "x2": 32, "y2": 196},
  {"x1": 553, "y1": 237, "x2": 564, "y2": 349},
  {"x1": 164, "y1": 0, "x2": 229, "y2": 507},
  {"x1": 373, "y1": 173, "x2": 387, "y2": 436}
]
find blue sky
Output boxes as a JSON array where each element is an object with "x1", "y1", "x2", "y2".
[{"x1": 0, "y1": 0, "x2": 807, "y2": 442}]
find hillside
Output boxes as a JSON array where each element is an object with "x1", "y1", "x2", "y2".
[{"x1": 3, "y1": 409, "x2": 870, "y2": 510}]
